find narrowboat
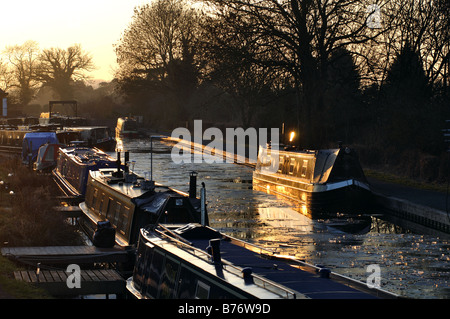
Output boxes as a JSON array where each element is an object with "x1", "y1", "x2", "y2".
[
  {"x1": 64, "y1": 126, "x2": 116, "y2": 151},
  {"x1": 79, "y1": 168, "x2": 206, "y2": 248},
  {"x1": 52, "y1": 147, "x2": 121, "y2": 199},
  {"x1": 0, "y1": 128, "x2": 31, "y2": 153},
  {"x1": 253, "y1": 144, "x2": 371, "y2": 218},
  {"x1": 33, "y1": 143, "x2": 60, "y2": 172},
  {"x1": 126, "y1": 222, "x2": 398, "y2": 299},
  {"x1": 21, "y1": 131, "x2": 59, "y2": 166},
  {"x1": 39, "y1": 112, "x2": 88, "y2": 127},
  {"x1": 115, "y1": 117, "x2": 139, "y2": 139}
]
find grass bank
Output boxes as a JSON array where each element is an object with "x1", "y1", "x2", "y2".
[
  {"x1": 0, "y1": 158, "x2": 84, "y2": 298},
  {"x1": 0, "y1": 254, "x2": 52, "y2": 299},
  {"x1": 364, "y1": 168, "x2": 449, "y2": 193}
]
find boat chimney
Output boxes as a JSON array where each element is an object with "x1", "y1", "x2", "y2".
[
  {"x1": 116, "y1": 151, "x2": 121, "y2": 173},
  {"x1": 124, "y1": 151, "x2": 130, "y2": 173},
  {"x1": 209, "y1": 238, "x2": 222, "y2": 266},
  {"x1": 189, "y1": 171, "x2": 197, "y2": 198},
  {"x1": 201, "y1": 182, "x2": 207, "y2": 226}
]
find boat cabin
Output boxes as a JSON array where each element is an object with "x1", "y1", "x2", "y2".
[
  {"x1": 253, "y1": 146, "x2": 371, "y2": 217},
  {"x1": 127, "y1": 223, "x2": 398, "y2": 299},
  {"x1": 128, "y1": 224, "x2": 298, "y2": 299},
  {"x1": 79, "y1": 169, "x2": 206, "y2": 247}
]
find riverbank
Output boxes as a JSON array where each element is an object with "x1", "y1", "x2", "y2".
[
  {"x1": 365, "y1": 169, "x2": 448, "y2": 194},
  {"x1": 0, "y1": 158, "x2": 83, "y2": 298}
]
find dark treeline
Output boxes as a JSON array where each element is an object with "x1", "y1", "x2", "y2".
[{"x1": 1, "y1": 0, "x2": 449, "y2": 183}]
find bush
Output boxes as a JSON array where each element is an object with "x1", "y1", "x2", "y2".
[{"x1": 0, "y1": 159, "x2": 83, "y2": 247}]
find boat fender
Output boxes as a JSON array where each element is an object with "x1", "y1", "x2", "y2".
[
  {"x1": 209, "y1": 238, "x2": 222, "y2": 266},
  {"x1": 242, "y1": 267, "x2": 254, "y2": 284},
  {"x1": 93, "y1": 220, "x2": 116, "y2": 248},
  {"x1": 242, "y1": 267, "x2": 252, "y2": 278},
  {"x1": 318, "y1": 268, "x2": 331, "y2": 279}
]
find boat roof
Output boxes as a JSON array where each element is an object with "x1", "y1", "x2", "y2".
[
  {"x1": 141, "y1": 225, "x2": 300, "y2": 299},
  {"x1": 60, "y1": 147, "x2": 117, "y2": 166},
  {"x1": 24, "y1": 131, "x2": 58, "y2": 139},
  {"x1": 143, "y1": 223, "x2": 399, "y2": 299},
  {"x1": 89, "y1": 169, "x2": 175, "y2": 200},
  {"x1": 62, "y1": 126, "x2": 109, "y2": 131}
]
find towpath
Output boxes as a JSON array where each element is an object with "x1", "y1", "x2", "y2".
[{"x1": 367, "y1": 177, "x2": 449, "y2": 213}]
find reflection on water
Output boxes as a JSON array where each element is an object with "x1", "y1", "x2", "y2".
[{"x1": 113, "y1": 138, "x2": 450, "y2": 299}]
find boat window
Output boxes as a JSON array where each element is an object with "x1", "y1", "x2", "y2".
[
  {"x1": 145, "y1": 250, "x2": 165, "y2": 298},
  {"x1": 105, "y1": 197, "x2": 113, "y2": 219},
  {"x1": 98, "y1": 193, "x2": 106, "y2": 217},
  {"x1": 301, "y1": 160, "x2": 308, "y2": 177},
  {"x1": 114, "y1": 202, "x2": 121, "y2": 228},
  {"x1": 277, "y1": 156, "x2": 284, "y2": 173},
  {"x1": 158, "y1": 257, "x2": 181, "y2": 299},
  {"x1": 195, "y1": 281, "x2": 210, "y2": 299},
  {"x1": 44, "y1": 146, "x2": 55, "y2": 161},
  {"x1": 134, "y1": 239, "x2": 155, "y2": 293},
  {"x1": 119, "y1": 206, "x2": 131, "y2": 235},
  {"x1": 91, "y1": 188, "x2": 98, "y2": 209},
  {"x1": 289, "y1": 159, "x2": 296, "y2": 175}
]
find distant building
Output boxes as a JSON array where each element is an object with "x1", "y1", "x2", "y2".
[{"x1": 0, "y1": 89, "x2": 8, "y2": 117}]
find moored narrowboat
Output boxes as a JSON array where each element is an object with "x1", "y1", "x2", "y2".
[
  {"x1": 52, "y1": 147, "x2": 121, "y2": 199},
  {"x1": 126, "y1": 223, "x2": 398, "y2": 299},
  {"x1": 21, "y1": 131, "x2": 59, "y2": 166},
  {"x1": 79, "y1": 168, "x2": 206, "y2": 248},
  {"x1": 115, "y1": 117, "x2": 139, "y2": 139},
  {"x1": 65, "y1": 126, "x2": 116, "y2": 151},
  {"x1": 253, "y1": 144, "x2": 371, "y2": 218},
  {"x1": 34, "y1": 143, "x2": 60, "y2": 172}
]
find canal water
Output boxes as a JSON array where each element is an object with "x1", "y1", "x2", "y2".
[{"x1": 113, "y1": 138, "x2": 450, "y2": 299}]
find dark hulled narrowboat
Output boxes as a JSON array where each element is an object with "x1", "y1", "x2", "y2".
[
  {"x1": 64, "y1": 126, "x2": 116, "y2": 151},
  {"x1": 253, "y1": 145, "x2": 371, "y2": 218},
  {"x1": 126, "y1": 222, "x2": 398, "y2": 299},
  {"x1": 79, "y1": 168, "x2": 206, "y2": 248},
  {"x1": 22, "y1": 131, "x2": 59, "y2": 166}
]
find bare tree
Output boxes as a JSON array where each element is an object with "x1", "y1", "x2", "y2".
[
  {"x1": 3, "y1": 40, "x2": 40, "y2": 106},
  {"x1": 204, "y1": 0, "x2": 390, "y2": 147},
  {"x1": 115, "y1": 0, "x2": 200, "y2": 82},
  {"x1": 0, "y1": 58, "x2": 14, "y2": 93},
  {"x1": 36, "y1": 44, "x2": 94, "y2": 99},
  {"x1": 114, "y1": 0, "x2": 203, "y2": 126}
]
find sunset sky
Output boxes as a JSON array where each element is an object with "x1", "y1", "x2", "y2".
[{"x1": 0, "y1": 0, "x2": 151, "y2": 82}]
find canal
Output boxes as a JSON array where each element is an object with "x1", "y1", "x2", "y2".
[{"x1": 113, "y1": 138, "x2": 450, "y2": 299}]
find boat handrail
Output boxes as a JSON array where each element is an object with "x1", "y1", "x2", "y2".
[
  {"x1": 152, "y1": 226, "x2": 297, "y2": 299},
  {"x1": 222, "y1": 234, "x2": 276, "y2": 257}
]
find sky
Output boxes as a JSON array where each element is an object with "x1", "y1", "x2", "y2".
[{"x1": 0, "y1": 0, "x2": 152, "y2": 82}]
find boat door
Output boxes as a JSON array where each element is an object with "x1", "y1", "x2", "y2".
[{"x1": 34, "y1": 143, "x2": 59, "y2": 171}]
